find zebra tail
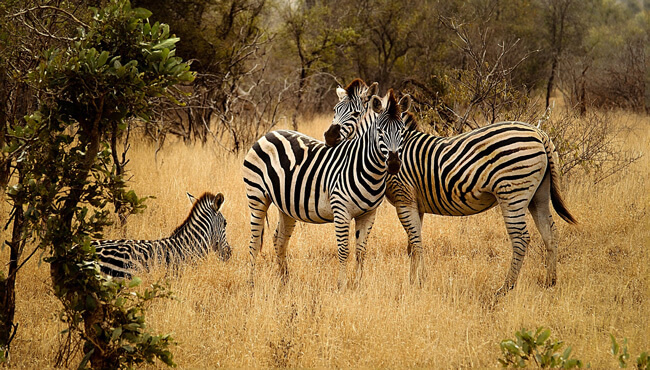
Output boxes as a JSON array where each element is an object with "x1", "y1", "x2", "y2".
[{"x1": 545, "y1": 134, "x2": 578, "y2": 225}]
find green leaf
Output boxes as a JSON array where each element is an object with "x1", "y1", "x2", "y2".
[
  {"x1": 97, "y1": 51, "x2": 109, "y2": 67},
  {"x1": 152, "y1": 38, "x2": 179, "y2": 50},
  {"x1": 129, "y1": 276, "x2": 142, "y2": 288},
  {"x1": 502, "y1": 340, "x2": 520, "y2": 355},
  {"x1": 132, "y1": 7, "x2": 152, "y2": 19},
  {"x1": 78, "y1": 348, "x2": 94, "y2": 369},
  {"x1": 537, "y1": 328, "x2": 551, "y2": 345},
  {"x1": 611, "y1": 334, "x2": 619, "y2": 355},
  {"x1": 111, "y1": 326, "x2": 123, "y2": 341}
]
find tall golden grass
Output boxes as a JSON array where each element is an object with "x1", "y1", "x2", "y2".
[{"x1": 3, "y1": 112, "x2": 649, "y2": 368}]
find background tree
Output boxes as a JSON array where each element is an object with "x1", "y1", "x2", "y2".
[{"x1": 1, "y1": 0, "x2": 193, "y2": 366}]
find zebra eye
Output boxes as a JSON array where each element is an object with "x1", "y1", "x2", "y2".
[{"x1": 351, "y1": 112, "x2": 360, "y2": 118}]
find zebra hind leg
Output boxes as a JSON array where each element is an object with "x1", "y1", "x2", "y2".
[
  {"x1": 497, "y1": 197, "x2": 531, "y2": 295},
  {"x1": 351, "y1": 208, "x2": 378, "y2": 288},
  {"x1": 274, "y1": 212, "x2": 296, "y2": 284},
  {"x1": 333, "y1": 210, "x2": 352, "y2": 290},
  {"x1": 528, "y1": 174, "x2": 558, "y2": 288},
  {"x1": 247, "y1": 193, "x2": 271, "y2": 287}
]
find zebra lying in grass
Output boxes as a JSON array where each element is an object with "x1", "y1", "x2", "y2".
[
  {"x1": 325, "y1": 109, "x2": 576, "y2": 294},
  {"x1": 94, "y1": 192, "x2": 231, "y2": 278}
]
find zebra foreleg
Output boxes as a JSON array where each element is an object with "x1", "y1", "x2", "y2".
[
  {"x1": 247, "y1": 196, "x2": 270, "y2": 287},
  {"x1": 274, "y1": 212, "x2": 296, "y2": 284},
  {"x1": 334, "y1": 210, "x2": 352, "y2": 290},
  {"x1": 352, "y1": 208, "x2": 378, "y2": 287},
  {"x1": 396, "y1": 203, "x2": 425, "y2": 286}
]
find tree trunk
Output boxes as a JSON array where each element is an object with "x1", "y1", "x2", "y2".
[
  {"x1": 110, "y1": 123, "x2": 129, "y2": 229},
  {"x1": 292, "y1": 68, "x2": 307, "y2": 131},
  {"x1": 578, "y1": 66, "x2": 587, "y2": 116},
  {"x1": 546, "y1": 56, "x2": 558, "y2": 110},
  {"x1": 50, "y1": 113, "x2": 107, "y2": 369},
  {"x1": 0, "y1": 181, "x2": 25, "y2": 360}
]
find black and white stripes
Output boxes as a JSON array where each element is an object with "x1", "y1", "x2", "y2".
[
  {"x1": 94, "y1": 192, "x2": 231, "y2": 278},
  {"x1": 326, "y1": 110, "x2": 576, "y2": 292},
  {"x1": 242, "y1": 80, "x2": 409, "y2": 287}
]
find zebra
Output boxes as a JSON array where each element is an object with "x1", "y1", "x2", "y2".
[
  {"x1": 242, "y1": 79, "x2": 410, "y2": 288},
  {"x1": 324, "y1": 111, "x2": 576, "y2": 294},
  {"x1": 94, "y1": 192, "x2": 231, "y2": 278}
]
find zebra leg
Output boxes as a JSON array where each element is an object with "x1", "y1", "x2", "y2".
[
  {"x1": 334, "y1": 211, "x2": 352, "y2": 289},
  {"x1": 274, "y1": 212, "x2": 296, "y2": 284},
  {"x1": 247, "y1": 194, "x2": 271, "y2": 286},
  {"x1": 352, "y1": 208, "x2": 378, "y2": 286},
  {"x1": 396, "y1": 204, "x2": 425, "y2": 286},
  {"x1": 528, "y1": 176, "x2": 558, "y2": 288},
  {"x1": 497, "y1": 198, "x2": 531, "y2": 295}
]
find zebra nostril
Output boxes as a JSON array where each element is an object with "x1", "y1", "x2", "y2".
[{"x1": 387, "y1": 152, "x2": 401, "y2": 175}]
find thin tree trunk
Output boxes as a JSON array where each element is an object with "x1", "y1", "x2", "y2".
[
  {"x1": 0, "y1": 170, "x2": 25, "y2": 359},
  {"x1": 546, "y1": 56, "x2": 558, "y2": 110}
]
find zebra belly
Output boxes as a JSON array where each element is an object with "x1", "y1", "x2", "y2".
[
  {"x1": 415, "y1": 186, "x2": 497, "y2": 216},
  {"x1": 272, "y1": 188, "x2": 334, "y2": 224}
]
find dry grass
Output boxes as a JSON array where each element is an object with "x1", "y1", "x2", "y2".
[{"x1": 3, "y1": 112, "x2": 649, "y2": 368}]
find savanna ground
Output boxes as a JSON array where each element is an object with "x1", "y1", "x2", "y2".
[{"x1": 3, "y1": 111, "x2": 649, "y2": 368}]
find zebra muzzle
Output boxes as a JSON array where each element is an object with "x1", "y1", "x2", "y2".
[
  {"x1": 387, "y1": 151, "x2": 401, "y2": 175},
  {"x1": 324, "y1": 124, "x2": 342, "y2": 147}
]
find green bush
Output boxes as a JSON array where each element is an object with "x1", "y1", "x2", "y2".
[
  {"x1": 499, "y1": 328, "x2": 650, "y2": 369},
  {"x1": 610, "y1": 335, "x2": 650, "y2": 370},
  {"x1": 498, "y1": 327, "x2": 582, "y2": 368}
]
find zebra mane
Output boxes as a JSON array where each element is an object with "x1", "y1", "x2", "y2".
[
  {"x1": 345, "y1": 78, "x2": 367, "y2": 98},
  {"x1": 402, "y1": 112, "x2": 419, "y2": 132},
  {"x1": 385, "y1": 89, "x2": 400, "y2": 118},
  {"x1": 171, "y1": 192, "x2": 218, "y2": 237}
]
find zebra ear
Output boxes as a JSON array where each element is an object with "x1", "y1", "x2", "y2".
[
  {"x1": 336, "y1": 86, "x2": 347, "y2": 101},
  {"x1": 213, "y1": 193, "x2": 224, "y2": 211},
  {"x1": 370, "y1": 95, "x2": 383, "y2": 114},
  {"x1": 398, "y1": 94, "x2": 412, "y2": 114},
  {"x1": 187, "y1": 192, "x2": 197, "y2": 205},
  {"x1": 364, "y1": 82, "x2": 379, "y2": 101}
]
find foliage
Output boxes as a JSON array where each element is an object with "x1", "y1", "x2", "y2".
[
  {"x1": 610, "y1": 334, "x2": 650, "y2": 369},
  {"x1": 69, "y1": 278, "x2": 175, "y2": 369},
  {"x1": 498, "y1": 329, "x2": 650, "y2": 369},
  {"x1": 132, "y1": 0, "x2": 270, "y2": 150},
  {"x1": 498, "y1": 327, "x2": 583, "y2": 368},
  {"x1": 117, "y1": 0, "x2": 650, "y2": 150},
  {"x1": 2, "y1": 0, "x2": 192, "y2": 366},
  {"x1": 543, "y1": 110, "x2": 642, "y2": 180}
]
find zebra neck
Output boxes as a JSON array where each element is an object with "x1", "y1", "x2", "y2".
[{"x1": 168, "y1": 217, "x2": 213, "y2": 254}]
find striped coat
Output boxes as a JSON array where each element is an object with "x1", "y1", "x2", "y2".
[
  {"x1": 243, "y1": 82, "x2": 408, "y2": 288},
  {"x1": 94, "y1": 192, "x2": 230, "y2": 278}
]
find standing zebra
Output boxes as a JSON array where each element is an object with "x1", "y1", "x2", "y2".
[
  {"x1": 325, "y1": 112, "x2": 576, "y2": 294},
  {"x1": 94, "y1": 192, "x2": 231, "y2": 278},
  {"x1": 242, "y1": 80, "x2": 409, "y2": 288}
]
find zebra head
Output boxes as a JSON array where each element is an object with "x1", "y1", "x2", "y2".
[
  {"x1": 325, "y1": 78, "x2": 378, "y2": 147},
  {"x1": 186, "y1": 192, "x2": 231, "y2": 261},
  {"x1": 370, "y1": 89, "x2": 411, "y2": 175}
]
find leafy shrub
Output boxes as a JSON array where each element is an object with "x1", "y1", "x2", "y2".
[
  {"x1": 498, "y1": 327, "x2": 582, "y2": 368},
  {"x1": 610, "y1": 334, "x2": 650, "y2": 369}
]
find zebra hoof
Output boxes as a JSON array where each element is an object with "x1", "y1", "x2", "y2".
[
  {"x1": 544, "y1": 277, "x2": 557, "y2": 288},
  {"x1": 495, "y1": 283, "x2": 514, "y2": 297}
]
